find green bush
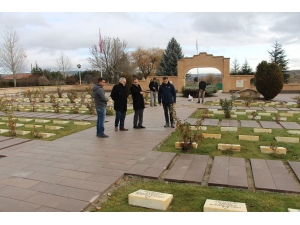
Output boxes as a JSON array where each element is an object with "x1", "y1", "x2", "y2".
[
  {"x1": 255, "y1": 61, "x2": 283, "y2": 100},
  {"x1": 182, "y1": 85, "x2": 217, "y2": 98}
]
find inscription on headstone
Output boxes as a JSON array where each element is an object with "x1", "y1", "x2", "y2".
[
  {"x1": 204, "y1": 199, "x2": 247, "y2": 212},
  {"x1": 128, "y1": 189, "x2": 173, "y2": 211}
]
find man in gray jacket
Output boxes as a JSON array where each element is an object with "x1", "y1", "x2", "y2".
[{"x1": 93, "y1": 77, "x2": 109, "y2": 138}]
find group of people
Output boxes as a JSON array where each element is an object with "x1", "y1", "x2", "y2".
[{"x1": 92, "y1": 76, "x2": 206, "y2": 138}]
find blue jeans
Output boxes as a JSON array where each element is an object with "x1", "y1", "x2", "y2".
[
  {"x1": 96, "y1": 108, "x2": 106, "y2": 136},
  {"x1": 115, "y1": 111, "x2": 126, "y2": 128}
]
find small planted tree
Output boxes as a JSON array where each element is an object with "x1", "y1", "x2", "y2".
[
  {"x1": 220, "y1": 98, "x2": 233, "y2": 118},
  {"x1": 255, "y1": 61, "x2": 284, "y2": 100},
  {"x1": 171, "y1": 105, "x2": 204, "y2": 152}
]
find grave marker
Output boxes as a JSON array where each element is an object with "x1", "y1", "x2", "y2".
[
  {"x1": 203, "y1": 199, "x2": 247, "y2": 212},
  {"x1": 128, "y1": 189, "x2": 173, "y2": 211}
]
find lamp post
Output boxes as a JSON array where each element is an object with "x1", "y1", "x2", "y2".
[{"x1": 77, "y1": 64, "x2": 81, "y2": 85}]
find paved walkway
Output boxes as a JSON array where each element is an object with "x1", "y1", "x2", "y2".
[{"x1": 0, "y1": 92, "x2": 300, "y2": 211}]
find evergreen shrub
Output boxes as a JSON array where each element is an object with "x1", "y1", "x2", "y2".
[{"x1": 255, "y1": 61, "x2": 284, "y2": 100}]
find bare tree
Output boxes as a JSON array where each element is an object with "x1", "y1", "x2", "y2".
[
  {"x1": 87, "y1": 36, "x2": 133, "y2": 82},
  {"x1": 56, "y1": 52, "x2": 72, "y2": 79},
  {"x1": 131, "y1": 47, "x2": 164, "y2": 78},
  {"x1": 0, "y1": 27, "x2": 27, "y2": 87}
]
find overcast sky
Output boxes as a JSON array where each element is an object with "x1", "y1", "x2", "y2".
[{"x1": 1, "y1": 1, "x2": 299, "y2": 75}]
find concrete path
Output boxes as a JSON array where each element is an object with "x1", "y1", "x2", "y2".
[{"x1": 0, "y1": 92, "x2": 299, "y2": 211}]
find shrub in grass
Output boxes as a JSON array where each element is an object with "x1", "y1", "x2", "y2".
[{"x1": 220, "y1": 98, "x2": 233, "y2": 118}]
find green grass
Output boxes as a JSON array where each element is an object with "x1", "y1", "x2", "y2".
[
  {"x1": 158, "y1": 126, "x2": 300, "y2": 162},
  {"x1": 91, "y1": 178, "x2": 300, "y2": 212}
]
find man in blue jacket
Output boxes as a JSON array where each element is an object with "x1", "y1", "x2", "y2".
[{"x1": 158, "y1": 77, "x2": 176, "y2": 128}]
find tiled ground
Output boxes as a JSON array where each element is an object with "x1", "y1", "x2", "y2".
[
  {"x1": 208, "y1": 156, "x2": 248, "y2": 189},
  {"x1": 250, "y1": 159, "x2": 299, "y2": 193},
  {"x1": 220, "y1": 120, "x2": 239, "y2": 127},
  {"x1": 240, "y1": 120, "x2": 261, "y2": 128},
  {"x1": 125, "y1": 152, "x2": 176, "y2": 178},
  {"x1": 164, "y1": 154, "x2": 209, "y2": 183},
  {"x1": 201, "y1": 119, "x2": 219, "y2": 126},
  {"x1": 279, "y1": 122, "x2": 300, "y2": 129},
  {"x1": 288, "y1": 161, "x2": 300, "y2": 182},
  {"x1": 259, "y1": 121, "x2": 283, "y2": 129}
]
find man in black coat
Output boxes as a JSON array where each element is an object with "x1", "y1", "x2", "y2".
[
  {"x1": 158, "y1": 77, "x2": 176, "y2": 128},
  {"x1": 110, "y1": 77, "x2": 128, "y2": 131},
  {"x1": 130, "y1": 78, "x2": 146, "y2": 129}
]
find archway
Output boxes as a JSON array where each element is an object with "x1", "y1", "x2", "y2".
[{"x1": 177, "y1": 52, "x2": 230, "y2": 92}]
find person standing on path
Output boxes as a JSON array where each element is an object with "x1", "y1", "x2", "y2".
[
  {"x1": 130, "y1": 78, "x2": 146, "y2": 129},
  {"x1": 197, "y1": 77, "x2": 207, "y2": 104},
  {"x1": 158, "y1": 77, "x2": 176, "y2": 128},
  {"x1": 93, "y1": 77, "x2": 109, "y2": 138},
  {"x1": 110, "y1": 77, "x2": 129, "y2": 131},
  {"x1": 149, "y1": 77, "x2": 159, "y2": 106}
]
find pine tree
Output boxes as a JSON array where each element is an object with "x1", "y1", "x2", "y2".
[
  {"x1": 230, "y1": 58, "x2": 240, "y2": 75},
  {"x1": 268, "y1": 40, "x2": 289, "y2": 83},
  {"x1": 239, "y1": 59, "x2": 253, "y2": 75},
  {"x1": 158, "y1": 37, "x2": 184, "y2": 76}
]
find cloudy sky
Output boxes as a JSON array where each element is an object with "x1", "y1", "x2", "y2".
[{"x1": 1, "y1": 1, "x2": 299, "y2": 75}]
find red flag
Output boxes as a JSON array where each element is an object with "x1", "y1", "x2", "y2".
[{"x1": 99, "y1": 29, "x2": 103, "y2": 54}]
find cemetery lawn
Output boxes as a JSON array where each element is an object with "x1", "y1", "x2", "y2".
[
  {"x1": 0, "y1": 117, "x2": 95, "y2": 141},
  {"x1": 89, "y1": 177, "x2": 300, "y2": 212},
  {"x1": 157, "y1": 127, "x2": 300, "y2": 162}
]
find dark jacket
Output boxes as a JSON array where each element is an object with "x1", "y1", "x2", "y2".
[
  {"x1": 199, "y1": 81, "x2": 207, "y2": 91},
  {"x1": 110, "y1": 83, "x2": 127, "y2": 112},
  {"x1": 158, "y1": 81, "x2": 176, "y2": 105},
  {"x1": 130, "y1": 84, "x2": 145, "y2": 111},
  {"x1": 149, "y1": 80, "x2": 159, "y2": 92},
  {"x1": 92, "y1": 83, "x2": 108, "y2": 109}
]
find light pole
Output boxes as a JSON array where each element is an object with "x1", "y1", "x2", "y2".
[{"x1": 77, "y1": 64, "x2": 81, "y2": 85}]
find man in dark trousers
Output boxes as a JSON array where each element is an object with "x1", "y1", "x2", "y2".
[
  {"x1": 148, "y1": 77, "x2": 159, "y2": 106},
  {"x1": 130, "y1": 77, "x2": 146, "y2": 129},
  {"x1": 110, "y1": 77, "x2": 128, "y2": 131},
  {"x1": 158, "y1": 77, "x2": 176, "y2": 128},
  {"x1": 92, "y1": 77, "x2": 109, "y2": 138},
  {"x1": 197, "y1": 77, "x2": 207, "y2": 104}
]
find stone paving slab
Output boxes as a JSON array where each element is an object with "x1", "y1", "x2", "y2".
[
  {"x1": 289, "y1": 108, "x2": 300, "y2": 111},
  {"x1": 279, "y1": 122, "x2": 300, "y2": 130},
  {"x1": 275, "y1": 107, "x2": 290, "y2": 111},
  {"x1": 0, "y1": 138, "x2": 32, "y2": 150},
  {"x1": 209, "y1": 106, "x2": 221, "y2": 109},
  {"x1": 201, "y1": 119, "x2": 219, "y2": 126},
  {"x1": 288, "y1": 161, "x2": 300, "y2": 182},
  {"x1": 235, "y1": 106, "x2": 249, "y2": 110},
  {"x1": 0, "y1": 136, "x2": 13, "y2": 142},
  {"x1": 249, "y1": 107, "x2": 263, "y2": 110},
  {"x1": 250, "y1": 159, "x2": 299, "y2": 193},
  {"x1": 262, "y1": 107, "x2": 277, "y2": 111},
  {"x1": 220, "y1": 120, "x2": 238, "y2": 127},
  {"x1": 208, "y1": 156, "x2": 248, "y2": 189},
  {"x1": 240, "y1": 120, "x2": 261, "y2": 128},
  {"x1": 82, "y1": 116, "x2": 98, "y2": 121},
  {"x1": 260, "y1": 121, "x2": 283, "y2": 129},
  {"x1": 125, "y1": 152, "x2": 176, "y2": 178},
  {"x1": 164, "y1": 154, "x2": 209, "y2": 184},
  {"x1": 71, "y1": 115, "x2": 96, "y2": 121}
]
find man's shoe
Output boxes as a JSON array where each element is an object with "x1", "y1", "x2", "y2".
[
  {"x1": 164, "y1": 124, "x2": 169, "y2": 128},
  {"x1": 120, "y1": 128, "x2": 129, "y2": 131},
  {"x1": 98, "y1": 134, "x2": 109, "y2": 138},
  {"x1": 138, "y1": 125, "x2": 145, "y2": 128},
  {"x1": 197, "y1": 101, "x2": 200, "y2": 103},
  {"x1": 114, "y1": 127, "x2": 118, "y2": 131},
  {"x1": 171, "y1": 123, "x2": 175, "y2": 128},
  {"x1": 154, "y1": 104, "x2": 157, "y2": 106},
  {"x1": 133, "y1": 126, "x2": 140, "y2": 129}
]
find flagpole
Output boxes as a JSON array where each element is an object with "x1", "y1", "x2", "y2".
[
  {"x1": 196, "y1": 39, "x2": 199, "y2": 81},
  {"x1": 99, "y1": 28, "x2": 103, "y2": 78}
]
